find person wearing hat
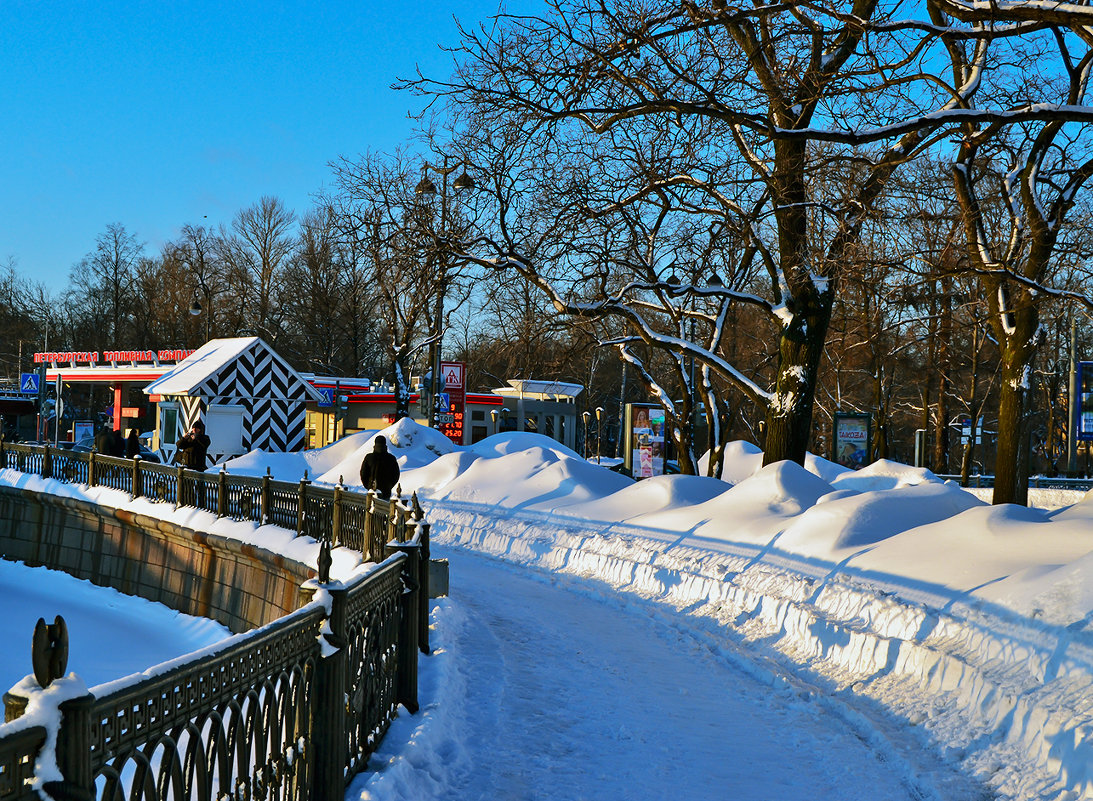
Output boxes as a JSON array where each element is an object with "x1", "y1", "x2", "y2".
[
  {"x1": 360, "y1": 435, "x2": 400, "y2": 498},
  {"x1": 176, "y1": 420, "x2": 211, "y2": 471}
]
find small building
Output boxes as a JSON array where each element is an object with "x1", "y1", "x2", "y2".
[
  {"x1": 144, "y1": 337, "x2": 324, "y2": 464},
  {"x1": 303, "y1": 376, "x2": 583, "y2": 453},
  {"x1": 491, "y1": 379, "x2": 583, "y2": 452}
]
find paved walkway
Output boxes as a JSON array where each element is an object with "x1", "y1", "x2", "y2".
[{"x1": 351, "y1": 546, "x2": 991, "y2": 801}]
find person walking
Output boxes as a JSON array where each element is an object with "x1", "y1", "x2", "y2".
[
  {"x1": 360, "y1": 435, "x2": 400, "y2": 497},
  {"x1": 125, "y1": 429, "x2": 141, "y2": 458}
]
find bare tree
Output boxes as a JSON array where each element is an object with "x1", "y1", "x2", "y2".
[
  {"x1": 411, "y1": 0, "x2": 985, "y2": 468},
  {"x1": 218, "y1": 197, "x2": 296, "y2": 342},
  {"x1": 70, "y1": 223, "x2": 144, "y2": 347},
  {"x1": 328, "y1": 151, "x2": 475, "y2": 419}
]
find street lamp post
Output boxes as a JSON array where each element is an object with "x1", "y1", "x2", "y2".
[
  {"x1": 416, "y1": 156, "x2": 475, "y2": 428},
  {"x1": 490, "y1": 407, "x2": 499, "y2": 434},
  {"x1": 188, "y1": 279, "x2": 213, "y2": 344},
  {"x1": 582, "y1": 410, "x2": 591, "y2": 459},
  {"x1": 595, "y1": 406, "x2": 604, "y2": 464}
]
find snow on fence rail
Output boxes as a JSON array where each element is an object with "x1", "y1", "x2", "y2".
[{"x1": 0, "y1": 440, "x2": 430, "y2": 801}]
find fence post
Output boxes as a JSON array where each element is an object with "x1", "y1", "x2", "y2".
[
  {"x1": 176, "y1": 463, "x2": 185, "y2": 509},
  {"x1": 51, "y1": 692, "x2": 95, "y2": 801},
  {"x1": 299, "y1": 576, "x2": 347, "y2": 801},
  {"x1": 368, "y1": 494, "x2": 384, "y2": 564},
  {"x1": 42, "y1": 444, "x2": 52, "y2": 480},
  {"x1": 261, "y1": 466, "x2": 271, "y2": 524},
  {"x1": 387, "y1": 542, "x2": 420, "y2": 714},
  {"x1": 217, "y1": 465, "x2": 228, "y2": 518},
  {"x1": 131, "y1": 457, "x2": 142, "y2": 499},
  {"x1": 412, "y1": 493, "x2": 431, "y2": 655},
  {"x1": 297, "y1": 474, "x2": 311, "y2": 537},
  {"x1": 332, "y1": 483, "x2": 343, "y2": 548}
]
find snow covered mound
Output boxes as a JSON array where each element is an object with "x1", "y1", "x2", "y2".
[
  {"x1": 562, "y1": 474, "x2": 730, "y2": 523},
  {"x1": 698, "y1": 440, "x2": 763, "y2": 484},
  {"x1": 419, "y1": 443, "x2": 632, "y2": 510},
  {"x1": 467, "y1": 431, "x2": 585, "y2": 461},
  {"x1": 699, "y1": 440, "x2": 851, "y2": 486},
  {"x1": 317, "y1": 417, "x2": 458, "y2": 487},
  {"x1": 829, "y1": 458, "x2": 940, "y2": 492},
  {"x1": 778, "y1": 482, "x2": 985, "y2": 556},
  {"x1": 222, "y1": 429, "x2": 378, "y2": 482}
]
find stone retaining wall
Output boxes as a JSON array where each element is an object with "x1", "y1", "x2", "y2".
[{"x1": 0, "y1": 484, "x2": 314, "y2": 633}]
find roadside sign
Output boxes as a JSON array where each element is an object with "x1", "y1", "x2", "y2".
[
  {"x1": 317, "y1": 388, "x2": 334, "y2": 408},
  {"x1": 19, "y1": 373, "x2": 39, "y2": 394},
  {"x1": 438, "y1": 361, "x2": 467, "y2": 445},
  {"x1": 442, "y1": 362, "x2": 464, "y2": 389}
]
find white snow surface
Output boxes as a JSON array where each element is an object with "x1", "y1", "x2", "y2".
[
  {"x1": 0, "y1": 559, "x2": 231, "y2": 693},
  {"x1": 7, "y1": 419, "x2": 1093, "y2": 798},
  {"x1": 144, "y1": 337, "x2": 260, "y2": 395}
]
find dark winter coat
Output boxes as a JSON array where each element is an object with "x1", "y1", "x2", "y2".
[
  {"x1": 176, "y1": 430, "x2": 211, "y2": 471},
  {"x1": 125, "y1": 431, "x2": 141, "y2": 458},
  {"x1": 94, "y1": 426, "x2": 113, "y2": 454},
  {"x1": 360, "y1": 438, "x2": 400, "y2": 497},
  {"x1": 111, "y1": 429, "x2": 125, "y2": 457}
]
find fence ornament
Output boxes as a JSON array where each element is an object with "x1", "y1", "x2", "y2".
[{"x1": 31, "y1": 616, "x2": 68, "y2": 688}]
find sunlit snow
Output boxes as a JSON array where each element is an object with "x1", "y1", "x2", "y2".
[{"x1": 5, "y1": 417, "x2": 1093, "y2": 799}]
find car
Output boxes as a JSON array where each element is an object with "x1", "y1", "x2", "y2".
[{"x1": 71, "y1": 436, "x2": 162, "y2": 463}]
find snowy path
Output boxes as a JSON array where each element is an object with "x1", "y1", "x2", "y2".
[{"x1": 354, "y1": 546, "x2": 990, "y2": 801}]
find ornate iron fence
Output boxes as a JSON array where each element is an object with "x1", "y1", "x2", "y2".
[
  {"x1": 0, "y1": 441, "x2": 425, "y2": 561},
  {"x1": 0, "y1": 439, "x2": 430, "y2": 801}
]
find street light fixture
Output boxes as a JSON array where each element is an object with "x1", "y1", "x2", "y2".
[
  {"x1": 189, "y1": 279, "x2": 214, "y2": 344},
  {"x1": 490, "y1": 407, "x2": 499, "y2": 433}
]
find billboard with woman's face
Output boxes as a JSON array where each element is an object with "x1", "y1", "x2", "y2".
[{"x1": 626, "y1": 403, "x2": 666, "y2": 478}]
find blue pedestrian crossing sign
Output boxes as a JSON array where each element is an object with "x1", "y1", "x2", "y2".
[
  {"x1": 317, "y1": 387, "x2": 335, "y2": 408},
  {"x1": 19, "y1": 373, "x2": 39, "y2": 395}
]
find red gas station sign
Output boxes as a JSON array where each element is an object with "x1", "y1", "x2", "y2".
[{"x1": 438, "y1": 361, "x2": 466, "y2": 445}]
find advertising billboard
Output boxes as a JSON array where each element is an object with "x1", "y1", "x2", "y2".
[
  {"x1": 832, "y1": 412, "x2": 871, "y2": 469},
  {"x1": 1079, "y1": 362, "x2": 1093, "y2": 442},
  {"x1": 625, "y1": 403, "x2": 667, "y2": 478}
]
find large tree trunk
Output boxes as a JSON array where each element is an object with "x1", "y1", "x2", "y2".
[
  {"x1": 993, "y1": 327, "x2": 1037, "y2": 506},
  {"x1": 762, "y1": 298, "x2": 831, "y2": 465}
]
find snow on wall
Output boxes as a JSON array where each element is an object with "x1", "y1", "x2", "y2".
[{"x1": 426, "y1": 499, "x2": 1093, "y2": 801}]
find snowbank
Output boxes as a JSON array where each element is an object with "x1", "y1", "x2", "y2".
[{"x1": 10, "y1": 417, "x2": 1093, "y2": 799}]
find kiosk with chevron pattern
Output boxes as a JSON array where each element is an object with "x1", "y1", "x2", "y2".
[{"x1": 145, "y1": 337, "x2": 325, "y2": 465}]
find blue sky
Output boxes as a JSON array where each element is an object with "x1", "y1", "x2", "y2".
[{"x1": 0, "y1": 1, "x2": 502, "y2": 289}]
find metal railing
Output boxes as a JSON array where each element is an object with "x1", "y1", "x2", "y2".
[
  {"x1": 937, "y1": 474, "x2": 1093, "y2": 491},
  {"x1": 0, "y1": 439, "x2": 430, "y2": 801},
  {"x1": 0, "y1": 440, "x2": 419, "y2": 564}
]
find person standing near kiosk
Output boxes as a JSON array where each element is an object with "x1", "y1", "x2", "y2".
[
  {"x1": 176, "y1": 421, "x2": 210, "y2": 470},
  {"x1": 176, "y1": 421, "x2": 211, "y2": 508}
]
